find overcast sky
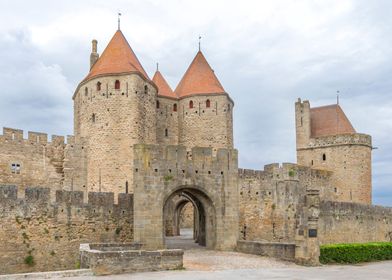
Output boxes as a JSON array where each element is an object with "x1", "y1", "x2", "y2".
[{"x1": 0, "y1": 0, "x2": 391, "y2": 205}]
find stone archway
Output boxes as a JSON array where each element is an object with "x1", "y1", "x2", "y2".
[{"x1": 163, "y1": 187, "x2": 216, "y2": 249}]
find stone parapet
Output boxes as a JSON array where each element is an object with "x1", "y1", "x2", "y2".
[{"x1": 304, "y1": 133, "x2": 372, "y2": 149}]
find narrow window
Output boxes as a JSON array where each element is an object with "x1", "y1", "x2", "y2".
[
  {"x1": 165, "y1": 128, "x2": 168, "y2": 137},
  {"x1": 144, "y1": 85, "x2": 148, "y2": 94},
  {"x1": 115, "y1": 80, "x2": 120, "y2": 89},
  {"x1": 84, "y1": 87, "x2": 88, "y2": 96},
  {"x1": 228, "y1": 103, "x2": 231, "y2": 111},
  {"x1": 206, "y1": 99, "x2": 211, "y2": 108},
  {"x1": 322, "y1": 153, "x2": 326, "y2": 161},
  {"x1": 311, "y1": 160, "x2": 314, "y2": 166},
  {"x1": 156, "y1": 100, "x2": 160, "y2": 109},
  {"x1": 189, "y1": 100, "x2": 194, "y2": 109},
  {"x1": 92, "y1": 113, "x2": 96, "y2": 123},
  {"x1": 125, "y1": 181, "x2": 129, "y2": 194},
  {"x1": 96, "y1": 82, "x2": 101, "y2": 91},
  {"x1": 173, "y1": 103, "x2": 177, "y2": 112},
  {"x1": 11, "y1": 163, "x2": 21, "y2": 174}
]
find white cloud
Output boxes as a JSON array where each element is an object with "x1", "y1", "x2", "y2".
[{"x1": 0, "y1": 0, "x2": 391, "y2": 205}]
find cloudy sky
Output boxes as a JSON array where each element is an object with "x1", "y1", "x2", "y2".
[{"x1": 0, "y1": 0, "x2": 391, "y2": 205}]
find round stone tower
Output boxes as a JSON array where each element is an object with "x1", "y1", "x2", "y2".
[
  {"x1": 295, "y1": 99, "x2": 372, "y2": 204},
  {"x1": 73, "y1": 30, "x2": 157, "y2": 195},
  {"x1": 175, "y1": 51, "x2": 234, "y2": 151}
]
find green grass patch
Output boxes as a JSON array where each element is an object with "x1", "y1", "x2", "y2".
[
  {"x1": 24, "y1": 255, "x2": 35, "y2": 266},
  {"x1": 320, "y1": 242, "x2": 392, "y2": 264}
]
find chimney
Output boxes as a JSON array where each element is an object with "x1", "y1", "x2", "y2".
[{"x1": 90, "y1": 39, "x2": 99, "y2": 69}]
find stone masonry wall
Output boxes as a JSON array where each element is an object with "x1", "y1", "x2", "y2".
[
  {"x1": 156, "y1": 96, "x2": 179, "y2": 146},
  {"x1": 178, "y1": 94, "x2": 233, "y2": 151},
  {"x1": 239, "y1": 163, "x2": 334, "y2": 243},
  {"x1": 73, "y1": 74, "x2": 157, "y2": 196},
  {"x1": 133, "y1": 144, "x2": 239, "y2": 250},
  {"x1": 180, "y1": 202, "x2": 194, "y2": 229},
  {"x1": 0, "y1": 128, "x2": 65, "y2": 199},
  {"x1": 319, "y1": 201, "x2": 392, "y2": 244},
  {"x1": 0, "y1": 186, "x2": 133, "y2": 275},
  {"x1": 295, "y1": 100, "x2": 372, "y2": 204},
  {"x1": 297, "y1": 134, "x2": 372, "y2": 204}
]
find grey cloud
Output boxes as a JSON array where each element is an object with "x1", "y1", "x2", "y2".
[{"x1": 0, "y1": 0, "x2": 391, "y2": 205}]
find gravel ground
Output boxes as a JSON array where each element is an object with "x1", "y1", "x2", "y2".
[{"x1": 184, "y1": 249, "x2": 295, "y2": 271}]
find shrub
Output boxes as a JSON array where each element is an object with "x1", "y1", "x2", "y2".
[
  {"x1": 24, "y1": 255, "x2": 35, "y2": 266},
  {"x1": 320, "y1": 242, "x2": 392, "y2": 264}
]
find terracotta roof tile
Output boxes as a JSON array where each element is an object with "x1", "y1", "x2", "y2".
[
  {"x1": 174, "y1": 51, "x2": 225, "y2": 98},
  {"x1": 152, "y1": 70, "x2": 176, "y2": 98},
  {"x1": 83, "y1": 30, "x2": 149, "y2": 82},
  {"x1": 310, "y1": 104, "x2": 356, "y2": 137}
]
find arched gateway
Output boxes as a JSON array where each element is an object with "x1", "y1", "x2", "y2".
[
  {"x1": 163, "y1": 187, "x2": 216, "y2": 248},
  {"x1": 133, "y1": 144, "x2": 239, "y2": 250}
]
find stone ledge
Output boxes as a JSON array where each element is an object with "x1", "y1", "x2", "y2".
[{"x1": 0, "y1": 269, "x2": 92, "y2": 279}]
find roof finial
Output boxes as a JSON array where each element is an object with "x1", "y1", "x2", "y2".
[
  {"x1": 198, "y1": 35, "x2": 202, "y2": 52},
  {"x1": 336, "y1": 90, "x2": 340, "y2": 105},
  {"x1": 156, "y1": 62, "x2": 159, "y2": 71},
  {"x1": 118, "y1": 12, "x2": 122, "y2": 30}
]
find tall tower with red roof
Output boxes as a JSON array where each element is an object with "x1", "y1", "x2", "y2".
[
  {"x1": 152, "y1": 68, "x2": 179, "y2": 146},
  {"x1": 295, "y1": 99, "x2": 372, "y2": 204},
  {"x1": 73, "y1": 29, "x2": 158, "y2": 195},
  {"x1": 175, "y1": 51, "x2": 234, "y2": 152}
]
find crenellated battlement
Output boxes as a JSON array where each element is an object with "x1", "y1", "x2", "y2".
[
  {"x1": 133, "y1": 144, "x2": 238, "y2": 177},
  {"x1": 304, "y1": 133, "x2": 372, "y2": 149},
  {"x1": 0, "y1": 127, "x2": 73, "y2": 147},
  {"x1": 239, "y1": 163, "x2": 331, "y2": 181},
  {"x1": 0, "y1": 185, "x2": 133, "y2": 211}
]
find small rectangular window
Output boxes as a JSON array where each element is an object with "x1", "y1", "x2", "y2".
[{"x1": 11, "y1": 163, "x2": 21, "y2": 174}]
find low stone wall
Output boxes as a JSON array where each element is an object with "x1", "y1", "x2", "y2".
[
  {"x1": 237, "y1": 241, "x2": 295, "y2": 261},
  {"x1": 319, "y1": 201, "x2": 392, "y2": 244},
  {"x1": 80, "y1": 243, "x2": 183, "y2": 275}
]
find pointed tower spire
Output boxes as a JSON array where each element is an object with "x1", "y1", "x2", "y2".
[
  {"x1": 174, "y1": 51, "x2": 225, "y2": 98},
  {"x1": 152, "y1": 68, "x2": 175, "y2": 98},
  {"x1": 83, "y1": 30, "x2": 149, "y2": 82}
]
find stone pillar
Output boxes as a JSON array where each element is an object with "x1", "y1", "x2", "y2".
[{"x1": 295, "y1": 189, "x2": 320, "y2": 266}]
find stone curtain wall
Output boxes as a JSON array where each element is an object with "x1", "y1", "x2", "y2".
[
  {"x1": 0, "y1": 128, "x2": 65, "y2": 198},
  {"x1": 0, "y1": 186, "x2": 133, "y2": 275},
  {"x1": 238, "y1": 163, "x2": 333, "y2": 243},
  {"x1": 319, "y1": 201, "x2": 392, "y2": 244}
]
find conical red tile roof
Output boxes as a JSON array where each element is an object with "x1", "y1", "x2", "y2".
[
  {"x1": 83, "y1": 30, "x2": 149, "y2": 82},
  {"x1": 152, "y1": 70, "x2": 176, "y2": 98},
  {"x1": 310, "y1": 104, "x2": 356, "y2": 137},
  {"x1": 174, "y1": 51, "x2": 225, "y2": 98}
]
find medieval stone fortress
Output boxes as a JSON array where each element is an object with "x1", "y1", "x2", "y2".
[{"x1": 0, "y1": 25, "x2": 391, "y2": 276}]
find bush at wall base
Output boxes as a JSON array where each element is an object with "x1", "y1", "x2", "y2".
[{"x1": 320, "y1": 242, "x2": 392, "y2": 264}]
